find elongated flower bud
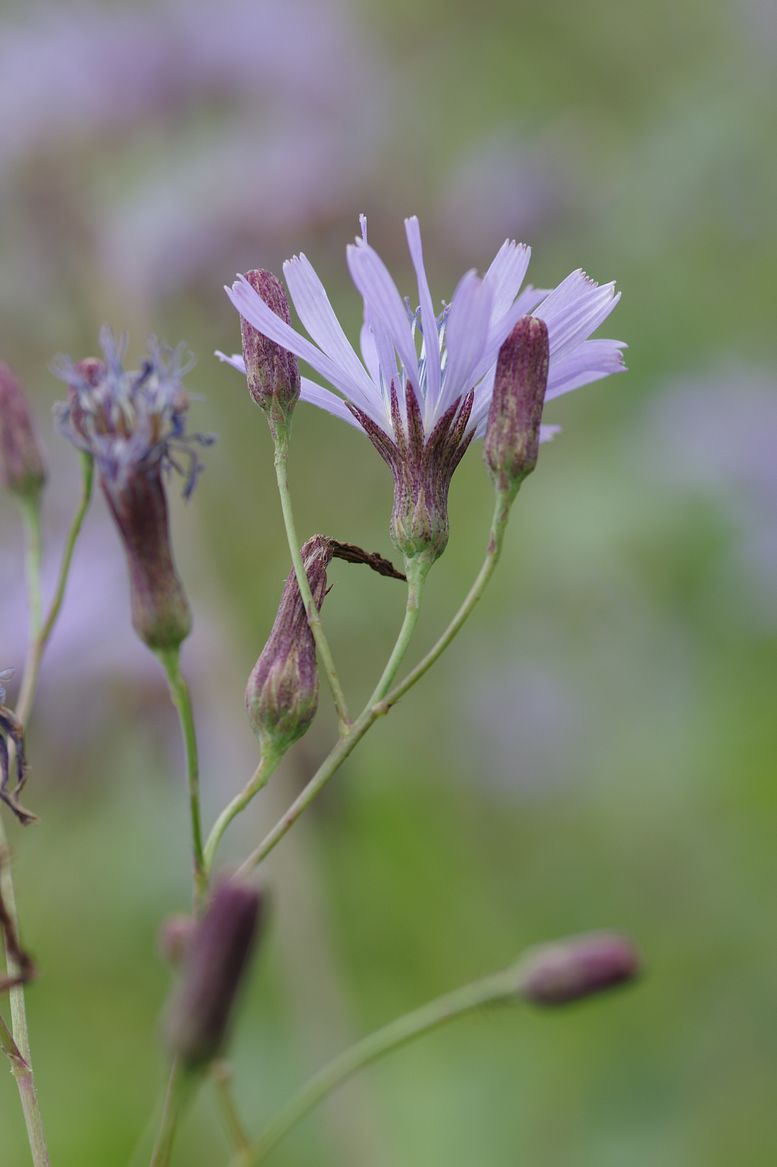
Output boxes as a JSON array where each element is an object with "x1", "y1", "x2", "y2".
[
  {"x1": 516, "y1": 932, "x2": 639, "y2": 1006},
  {"x1": 0, "y1": 362, "x2": 47, "y2": 501},
  {"x1": 165, "y1": 880, "x2": 263, "y2": 1068},
  {"x1": 239, "y1": 270, "x2": 300, "y2": 426},
  {"x1": 484, "y1": 316, "x2": 549, "y2": 500},
  {"x1": 245, "y1": 536, "x2": 332, "y2": 756}
]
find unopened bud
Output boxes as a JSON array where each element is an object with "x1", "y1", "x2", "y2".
[
  {"x1": 484, "y1": 316, "x2": 549, "y2": 499},
  {"x1": 103, "y1": 470, "x2": 192, "y2": 651},
  {"x1": 517, "y1": 932, "x2": 639, "y2": 1006},
  {"x1": 245, "y1": 536, "x2": 332, "y2": 756},
  {"x1": 165, "y1": 880, "x2": 263, "y2": 1069},
  {"x1": 240, "y1": 270, "x2": 300, "y2": 426},
  {"x1": 158, "y1": 914, "x2": 195, "y2": 966},
  {"x1": 0, "y1": 363, "x2": 47, "y2": 501}
]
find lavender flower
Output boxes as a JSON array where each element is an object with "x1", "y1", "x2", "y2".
[
  {"x1": 55, "y1": 330, "x2": 213, "y2": 651},
  {"x1": 220, "y1": 217, "x2": 625, "y2": 563}
]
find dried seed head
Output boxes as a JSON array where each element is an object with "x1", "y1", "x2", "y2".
[
  {"x1": 165, "y1": 879, "x2": 263, "y2": 1069},
  {"x1": 516, "y1": 932, "x2": 639, "y2": 1006},
  {"x1": 245, "y1": 536, "x2": 332, "y2": 757},
  {"x1": 484, "y1": 316, "x2": 549, "y2": 499},
  {"x1": 0, "y1": 362, "x2": 47, "y2": 501},
  {"x1": 239, "y1": 270, "x2": 300, "y2": 426}
]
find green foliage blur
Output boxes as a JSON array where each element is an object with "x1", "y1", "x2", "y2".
[{"x1": 1, "y1": 0, "x2": 776, "y2": 1163}]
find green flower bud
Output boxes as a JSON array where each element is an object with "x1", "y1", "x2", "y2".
[
  {"x1": 0, "y1": 362, "x2": 47, "y2": 502},
  {"x1": 484, "y1": 316, "x2": 549, "y2": 500}
]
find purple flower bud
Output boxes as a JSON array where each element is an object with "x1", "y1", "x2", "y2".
[
  {"x1": 54, "y1": 330, "x2": 213, "y2": 652},
  {"x1": 517, "y1": 932, "x2": 639, "y2": 1006},
  {"x1": 484, "y1": 316, "x2": 549, "y2": 498},
  {"x1": 165, "y1": 880, "x2": 263, "y2": 1069},
  {"x1": 245, "y1": 535, "x2": 332, "y2": 756},
  {"x1": 0, "y1": 362, "x2": 47, "y2": 501},
  {"x1": 239, "y1": 270, "x2": 300, "y2": 426}
]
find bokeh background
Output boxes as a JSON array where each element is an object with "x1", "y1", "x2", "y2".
[{"x1": 1, "y1": 0, "x2": 776, "y2": 1162}]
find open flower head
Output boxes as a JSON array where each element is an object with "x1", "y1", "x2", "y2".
[{"x1": 220, "y1": 216, "x2": 626, "y2": 564}]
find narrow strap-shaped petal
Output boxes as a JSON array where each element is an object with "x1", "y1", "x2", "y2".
[
  {"x1": 299, "y1": 378, "x2": 363, "y2": 428},
  {"x1": 215, "y1": 350, "x2": 247, "y2": 374},
  {"x1": 283, "y1": 254, "x2": 377, "y2": 409},
  {"x1": 404, "y1": 217, "x2": 441, "y2": 410},
  {"x1": 547, "y1": 339, "x2": 627, "y2": 399},
  {"x1": 440, "y1": 272, "x2": 493, "y2": 414},
  {"x1": 534, "y1": 271, "x2": 620, "y2": 356},
  {"x1": 482, "y1": 240, "x2": 532, "y2": 322},
  {"x1": 469, "y1": 285, "x2": 548, "y2": 392},
  {"x1": 346, "y1": 242, "x2": 420, "y2": 392}
]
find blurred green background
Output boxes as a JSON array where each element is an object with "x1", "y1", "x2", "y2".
[{"x1": 1, "y1": 0, "x2": 776, "y2": 1162}]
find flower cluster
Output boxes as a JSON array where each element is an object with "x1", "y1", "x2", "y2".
[{"x1": 220, "y1": 215, "x2": 625, "y2": 565}]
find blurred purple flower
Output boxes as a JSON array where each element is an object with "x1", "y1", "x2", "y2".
[{"x1": 221, "y1": 216, "x2": 626, "y2": 447}]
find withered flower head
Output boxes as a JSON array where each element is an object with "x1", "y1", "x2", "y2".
[
  {"x1": 0, "y1": 362, "x2": 47, "y2": 501},
  {"x1": 516, "y1": 932, "x2": 639, "y2": 1006},
  {"x1": 54, "y1": 329, "x2": 214, "y2": 652},
  {"x1": 164, "y1": 879, "x2": 263, "y2": 1069},
  {"x1": 484, "y1": 316, "x2": 550, "y2": 499}
]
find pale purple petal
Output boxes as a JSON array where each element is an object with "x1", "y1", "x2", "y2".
[
  {"x1": 346, "y1": 242, "x2": 420, "y2": 391},
  {"x1": 469, "y1": 284, "x2": 548, "y2": 391},
  {"x1": 440, "y1": 271, "x2": 492, "y2": 411},
  {"x1": 535, "y1": 270, "x2": 621, "y2": 356},
  {"x1": 404, "y1": 216, "x2": 441, "y2": 408},
  {"x1": 540, "y1": 424, "x2": 561, "y2": 442},
  {"x1": 299, "y1": 377, "x2": 364, "y2": 429},
  {"x1": 282, "y1": 253, "x2": 376, "y2": 407},
  {"x1": 215, "y1": 350, "x2": 246, "y2": 374},
  {"x1": 482, "y1": 240, "x2": 531, "y2": 322},
  {"x1": 547, "y1": 339, "x2": 627, "y2": 399}
]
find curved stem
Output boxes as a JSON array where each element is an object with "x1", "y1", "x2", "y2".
[
  {"x1": 148, "y1": 1063, "x2": 197, "y2": 1167},
  {"x1": 158, "y1": 649, "x2": 206, "y2": 904},
  {"x1": 272, "y1": 427, "x2": 351, "y2": 734},
  {"x1": 203, "y1": 750, "x2": 280, "y2": 876},
  {"x1": 212, "y1": 1060, "x2": 253, "y2": 1166},
  {"x1": 16, "y1": 454, "x2": 94, "y2": 727},
  {"x1": 237, "y1": 968, "x2": 515, "y2": 1165},
  {"x1": 0, "y1": 495, "x2": 51, "y2": 1165},
  {"x1": 382, "y1": 489, "x2": 512, "y2": 711},
  {"x1": 237, "y1": 560, "x2": 428, "y2": 874}
]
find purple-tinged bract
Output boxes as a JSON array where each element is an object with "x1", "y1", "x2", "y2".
[
  {"x1": 485, "y1": 315, "x2": 550, "y2": 499},
  {"x1": 0, "y1": 362, "x2": 47, "y2": 501}
]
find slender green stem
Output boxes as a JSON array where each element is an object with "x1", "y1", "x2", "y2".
[
  {"x1": 203, "y1": 750, "x2": 280, "y2": 876},
  {"x1": 16, "y1": 454, "x2": 94, "y2": 726},
  {"x1": 237, "y1": 560, "x2": 429, "y2": 874},
  {"x1": 272, "y1": 426, "x2": 351, "y2": 733},
  {"x1": 235, "y1": 968, "x2": 516, "y2": 1165},
  {"x1": 158, "y1": 649, "x2": 206, "y2": 904},
  {"x1": 381, "y1": 489, "x2": 513, "y2": 712},
  {"x1": 212, "y1": 1060, "x2": 253, "y2": 1165},
  {"x1": 0, "y1": 493, "x2": 51, "y2": 1165},
  {"x1": 148, "y1": 1063, "x2": 197, "y2": 1167}
]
